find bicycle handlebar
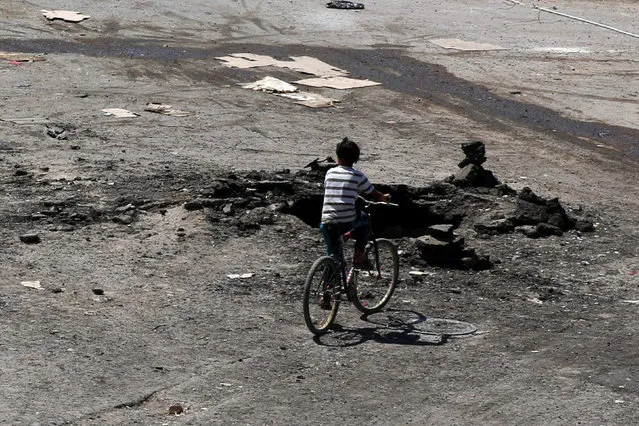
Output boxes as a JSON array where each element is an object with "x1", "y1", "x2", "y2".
[{"x1": 357, "y1": 196, "x2": 399, "y2": 208}]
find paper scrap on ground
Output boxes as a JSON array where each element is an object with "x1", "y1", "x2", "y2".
[
  {"x1": 295, "y1": 76, "x2": 380, "y2": 89},
  {"x1": 279, "y1": 92, "x2": 339, "y2": 108},
  {"x1": 41, "y1": 10, "x2": 90, "y2": 22},
  {"x1": 144, "y1": 103, "x2": 191, "y2": 117},
  {"x1": 532, "y1": 47, "x2": 590, "y2": 54},
  {"x1": 0, "y1": 51, "x2": 46, "y2": 62},
  {"x1": 430, "y1": 38, "x2": 506, "y2": 51},
  {"x1": 241, "y1": 76, "x2": 298, "y2": 93},
  {"x1": 227, "y1": 273, "x2": 255, "y2": 279},
  {"x1": 217, "y1": 53, "x2": 348, "y2": 77},
  {"x1": 102, "y1": 108, "x2": 139, "y2": 118},
  {"x1": 21, "y1": 281, "x2": 43, "y2": 290},
  {"x1": 1, "y1": 117, "x2": 50, "y2": 125}
]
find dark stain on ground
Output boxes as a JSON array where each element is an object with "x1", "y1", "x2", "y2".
[{"x1": 1, "y1": 37, "x2": 637, "y2": 162}]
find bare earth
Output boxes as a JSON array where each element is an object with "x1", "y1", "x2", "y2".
[{"x1": 1, "y1": 0, "x2": 638, "y2": 425}]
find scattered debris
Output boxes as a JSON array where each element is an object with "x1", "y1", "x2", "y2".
[
  {"x1": 1, "y1": 117, "x2": 51, "y2": 125},
  {"x1": 506, "y1": 0, "x2": 639, "y2": 39},
  {"x1": 102, "y1": 108, "x2": 139, "y2": 118},
  {"x1": 144, "y1": 103, "x2": 191, "y2": 117},
  {"x1": 622, "y1": 300, "x2": 639, "y2": 304},
  {"x1": 227, "y1": 273, "x2": 255, "y2": 279},
  {"x1": 20, "y1": 233, "x2": 41, "y2": 244},
  {"x1": 21, "y1": 281, "x2": 43, "y2": 290},
  {"x1": 216, "y1": 54, "x2": 347, "y2": 77},
  {"x1": 41, "y1": 10, "x2": 90, "y2": 23},
  {"x1": 241, "y1": 77, "x2": 298, "y2": 93},
  {"x1": 279, "y1": 92, "x2": 339, "y2": 108},
  {"x1": 295, "y1": 76, "x2": 381, "y2": 89},
  {"x1": 326, "y1": 0, "x2": 365, "y2": 9},
  {"x1": 429, "y1": 38, "x2": 506, "y2": 51},
  {"x1": 46, "y1": 126, "x2": 69, "y2": 140},
  {"x1": 0, "y1": 52, "x2": 46, "y2": 63},
  {"x1": 304, "y1": 157, "x2": 337, "y2": 172}
]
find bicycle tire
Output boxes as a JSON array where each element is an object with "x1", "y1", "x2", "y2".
[
  {"x1": 351, "y1": 238, "x2": 399, "y2": 314},
  {"x1": 303, "y1": 256, "x2": 341, "y2": 335}
]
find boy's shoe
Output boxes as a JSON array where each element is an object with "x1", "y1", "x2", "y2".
[
  {"x1": 318, "y1": 291, "x2": 332, "y2": 310},
  {"x1": 353, "y1": 257, "x2": 374, "y2": 270}
]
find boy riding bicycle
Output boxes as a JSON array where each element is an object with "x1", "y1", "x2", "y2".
[{"x1": 320, "y1": 137, "x2": 391, "y2": 269}]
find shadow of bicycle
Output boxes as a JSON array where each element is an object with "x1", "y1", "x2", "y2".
[{"x1": 313, "y1": 308, "x2": 478, "y2": 348}]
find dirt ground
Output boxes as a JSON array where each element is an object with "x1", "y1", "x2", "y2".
[{"x1": 1, "y1": 0, "x2": 638, "y2": 424}]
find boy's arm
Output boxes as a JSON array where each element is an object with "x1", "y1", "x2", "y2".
[{"x1": 370, "y1": 189, "x2": 391, "y2": 203}]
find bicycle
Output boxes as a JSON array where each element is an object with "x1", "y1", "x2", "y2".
[{"x1": 303, "y1": 198, "x2": 400, "y2": 336}]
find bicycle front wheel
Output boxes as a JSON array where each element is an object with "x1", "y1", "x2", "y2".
[
  {"x1": 352, "y1": 238, "x2": 399, "y2": 314},
  {"x1": 303, "y1": 256, "x2": 341, "y2": 335}
]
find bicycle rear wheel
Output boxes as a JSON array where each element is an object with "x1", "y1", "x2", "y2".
[
  {"x1": 303, "y1": 256, "x2": 341, "y2": 335},
  {"x1": 352, "y1": 238, "x2": 399, "y2": 314}
]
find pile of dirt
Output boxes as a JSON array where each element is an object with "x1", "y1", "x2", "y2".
[{"x1": 158, "y1": 141, "x2": 594, "y2": 270}]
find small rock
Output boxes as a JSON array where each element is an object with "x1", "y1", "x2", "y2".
[
  {"x1": 46, "y1": 126, "x2": 68, "y2": 140},
  {"x1": 184, "y1": 200, "x2": 203, "y2": 211},
  {"x1": 168, "y1": 403, "x2": 184, "y2": 415},
  {"x1": 428, "y1": 224, "x2": 454, "y2": 239},
  {"x1": 114, "y1": 204, "x2": 135, "y2": 214},
  {"x1": 20, "y1": 233, "x2": 41, "y2": 244},
  {"x1": 112, "y1": 215, "x2": 134, "y2": 225}
]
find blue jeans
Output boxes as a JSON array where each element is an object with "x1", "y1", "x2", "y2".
[{"x1": 320, "y1": 215, "x2": 369, "y2": 258}]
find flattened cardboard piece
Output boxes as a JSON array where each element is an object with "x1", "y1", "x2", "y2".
[
  {"x1": 101, "y1": 108, "x2": 139, "y2": 118},
  {"x1": 284, "y1": 56, "x2": 347, "y2": 77},
  {"x1": 217, "y1": 53, "x2": 348, "y2": 77},
  {"x1": 1, "y1": 117, "x2": 50, "y2": 125},
  {"x1": 295, "y1": 76, "x2": 380, "y2": 89},
  {"x1": 430, "y1": 38, "x2": 506, "y2": 51},
  {"x1": 216, "y1": 53, "x2": 279, "y2": 69},
  {"x1": 41, "y1": 10, "x2": 90, "y2": 23},
  {"x1": 241, "y1": 76, "x2": 298, "y2": 93},
  {"x1": 21, "y1": 281, "x2": 43, "y2": 290},
  {"x1": 0, "y1": 51, "x2": 46, "y2": 62},
  {"x1": 279, "y1": 92, "x2": 339, "y2": 108},
  {"x1": 144, "y1": 103, "x2": 191, "y2": 117}
]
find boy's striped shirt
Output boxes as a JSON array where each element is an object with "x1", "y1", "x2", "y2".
[{"x1": 321, "y1": 165, "x2": 374, "y2": 223}]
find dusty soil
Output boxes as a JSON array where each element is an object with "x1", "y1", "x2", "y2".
[{"x1": 1, "y1": 0, "x2": 638, "y2": 424}]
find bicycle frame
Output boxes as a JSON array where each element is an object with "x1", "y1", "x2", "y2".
[{"x1": 332, "y1": 199, "x2": 390, "y2": 285}]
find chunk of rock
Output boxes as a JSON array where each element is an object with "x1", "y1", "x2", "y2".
[
  {"x1": 112, "y1": 215, "x2": 134, "y2": 225},
  {"x1": 458, "y1": 141, "x2": 487, "y2": 167},
  {"x1": 475, "y1": 219, "x2": 515, "y2": 236},
  {"x1": 427, "y1": 224, "x2": 454, "y2": 240},
  {"x1": 20, "y1": 233, "x2": 41, "y2": 244},
  {"x1": 512, "y1": 187, "x2": 574, "y2": 230},
  {"x1": 448, "y1": 164, "x2": 500, "y2": 188},
  {"x1": 413, "y1": 235, "x2": 465, "y2": 260}
]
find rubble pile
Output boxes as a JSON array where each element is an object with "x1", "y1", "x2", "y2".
[{"x1": 20, "y1": 140, "x2": 593, "y2": 272}]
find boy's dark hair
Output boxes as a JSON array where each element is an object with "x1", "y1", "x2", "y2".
[{"x1": 336, "y1": 137, "x2": 360, "y2": 166}]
